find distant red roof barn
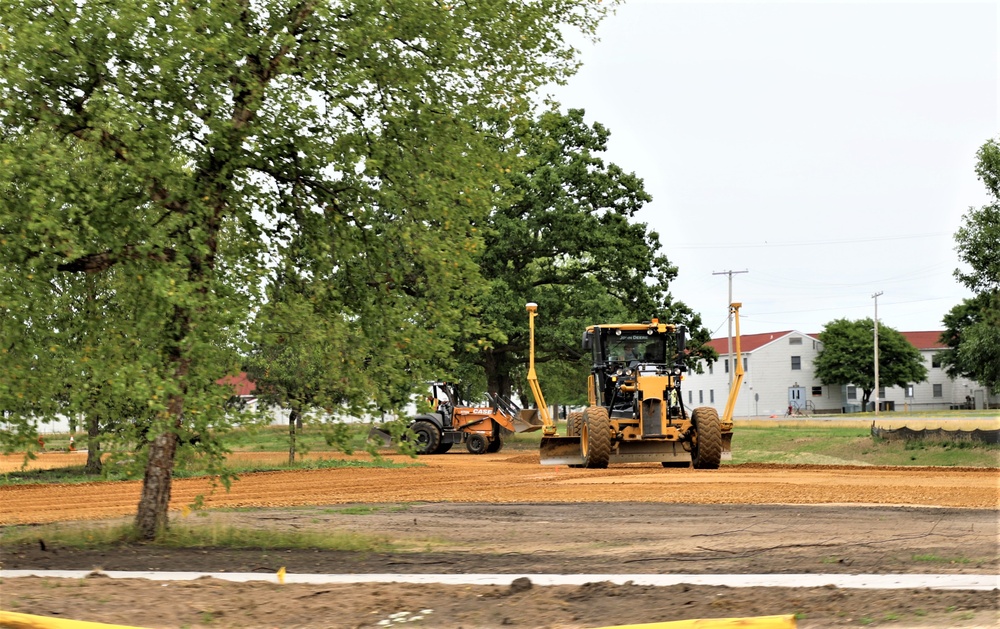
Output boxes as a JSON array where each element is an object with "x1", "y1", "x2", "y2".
[
  {"x1": 217, "y1": 372, "x2": 256, "y2": 397},
  {"x1": 705, "y1": 330, "x2": 945, "y2": 355}
]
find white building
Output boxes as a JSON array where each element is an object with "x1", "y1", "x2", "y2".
[{"x1": 683, "y1": 330, "x2": 998, "y2": 417}]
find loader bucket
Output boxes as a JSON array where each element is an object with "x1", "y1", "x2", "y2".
[
  {"x1": 367, "y1": 425, "x2": 393, "y2": 447},
  {"x1": 539, "y1": 435, "x2": 585, "y2": 466},
  {"x1": 512, "y1": 408, "x2": 545, "y2": 433}
]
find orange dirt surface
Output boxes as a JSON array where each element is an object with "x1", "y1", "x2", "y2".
[{"x1": 1, "y1": 451, "x2": 997, "y2": 526}]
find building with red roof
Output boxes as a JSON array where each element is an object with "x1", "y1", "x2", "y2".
[{"x1": 684, "y1": 329, "x2": 995, "y2": 417}]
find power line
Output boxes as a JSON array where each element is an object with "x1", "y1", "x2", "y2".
[
  {"x1": 749, "y1": 296, "x2": 956, "y2": 316},
  {"x1": 669, "y1": 232, "x2": 945, "y2": 250}
]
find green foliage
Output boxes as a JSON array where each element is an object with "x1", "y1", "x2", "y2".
[
  {"x1": 0, "y1": 0, "x2": 607, "y2": 537},
  {"x1": 938, "y1": 137, "x2": 1000, "y2": 393},
  {"x1": 814, "y1": 318, "x2": 928, "y2": 409},
  {"x1": 454, "y1": 108, "x2": 714, "y2": 401},
  {"x1": 954, "y1": 139, "x2": 1000, "y2": 294}
]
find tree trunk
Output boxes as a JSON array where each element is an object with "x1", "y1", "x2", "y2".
[
  {"x1": 483, "y1": 351, "x2": 514, "y2": 399},
  {"x1": 135, "y1": 308, "x2": 190, "y2": 540},
  {"x1": 84, "y1": 411, "x2": 102, "y2": 475},
  {"x1": 134, "y1": 421, "x2": 181, "y2": 539},
  {"x1": 288, "y1": 408, "x2": 299, "y2": 465},
  {"x1": 861, "y1": 389, "x2": 873, "y2": 412}
]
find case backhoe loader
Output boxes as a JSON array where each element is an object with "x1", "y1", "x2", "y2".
[
  {"x1": 372, "y1": 382, "x2": 540, "y2": 455},
  {"x1": 523, "y1": 302, "x2": 743, "y2": 468}
]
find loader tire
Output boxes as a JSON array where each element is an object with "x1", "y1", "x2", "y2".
[
  {"x1": 691, "y1": 407, "x2": 723, "y2": 469},
  {"x1": 486, "y1": 436, "x2": 504, "y2": 453},
  {"x1": 411, "y1": 420, "x2": 441, "y2": 455},
  {"x1": 581, "y1": 405, "x2": 612, "y2": 469},
  {"x1": 466, "y1": 433, "x2": 489, "y2": 455},
  {"x1": 433, "y1": 441, "x2": 453, "y2": 454}
]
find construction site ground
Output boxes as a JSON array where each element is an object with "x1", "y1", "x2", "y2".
[{"x1": 1, "y1": 450, "x2": 998, "y2": 629}]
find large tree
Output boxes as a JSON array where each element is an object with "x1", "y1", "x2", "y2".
[
  {"x1": 937, "y1": 137, "x2": 1000, "y2": 394},
  {"x1": 814, "y1": 318, "x2": 928, "y2": 410},
  {"x1": 0, "y1": 0, "x2": 606, "y2": 539},
  {"x1": 455, "y1": 108, "x2": 713, "y2": 403}
]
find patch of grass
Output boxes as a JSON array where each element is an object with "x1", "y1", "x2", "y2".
[
  {"x1": 0, "y1": 454, "x2": 415, "y2": 486},
  {"x1": 330, "y1": 506, "x2": 387, "y2": 515},
  {"x1": 729, "y1": 423, "x2": 999, "y2": 467},
  {"x1": 1, "y1": 519, "x2": 397, "y2": 553},
  {"x1": 912, "y1": 553, "x2": 972, "y2": 564}
]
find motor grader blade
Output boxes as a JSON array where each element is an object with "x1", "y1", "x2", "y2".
[
  {"x1": 539, "y1": 435, "x2": 585, "y2": 465},
  {"x1": 511, "y1": 408, "x2": 545, "y2": 433}
]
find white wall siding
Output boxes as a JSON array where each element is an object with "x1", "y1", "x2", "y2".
[{"x1": 685, "y1": 331, "x2": 998, "y2": 416}]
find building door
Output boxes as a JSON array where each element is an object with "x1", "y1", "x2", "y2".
[{"x1": 788, "y1": 386, "x2": 806, "y2": 415}]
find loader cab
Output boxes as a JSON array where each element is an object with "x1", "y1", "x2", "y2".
[{"x1": 429, "y1": 382, "x2": 460, "y2": 425}]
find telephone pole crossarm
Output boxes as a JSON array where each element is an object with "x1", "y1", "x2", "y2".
[{"x1": 713, "y1": 269, "x2": 748, "y2": 389}]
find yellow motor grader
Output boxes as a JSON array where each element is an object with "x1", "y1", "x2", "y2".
[{"x1": 521, "y1": 302, "x2": 743, "y2": 468}]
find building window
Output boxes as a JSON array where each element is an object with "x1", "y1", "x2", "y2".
[
  {"x1": 847, "y1": 385, "x2": 857, "y2": 400},
  {"x1": 744, "y1": 357, "x2": 748, "y2": 371},
  {"x1": 878, "y1": 386, "x2": 885, "y2": 397},
  {"x1": 931, "y1": 357, "x2": 941, "y2": 368},
  {"x1": 933, "y1": 384, "x2": 943, "y2": 398},
  {"x1": 789, "y1": 337, "x2": 802, "y2": 345},
  {"x1": 791, "y1": 356, "x2": 801, "y2": 370},
  {"x1": 710, "y1": 389, "x2": 715, "y2": 403},
  {"x1": 724, "y1": 359, "x2": 729, "y2": 373},
  {"x1": 905, "y1": 384, "x2": 914, "y2": 397},
  {"x1": 708, "y1": 362, "x2": 713, "y2": 375},
  {"x1": 688, "y1": 390, "x2": 692, "y2": 404},
  {"x1": 812, "y1": 386, "x2": 822, "y2": 396}
]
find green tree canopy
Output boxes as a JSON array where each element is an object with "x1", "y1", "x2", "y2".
[
  {"x1": 0, "y1": 0, "x2": 606, "y2": 538},
  {"x1": 814, "y1": 318, "x2": 928, "y2": 410},
  {"x1": 937, "y1": 137, "x2": 1000, "y2": 393},
  {"x1": 453, "y1": 108, "x2": 713, "y2": 404}
]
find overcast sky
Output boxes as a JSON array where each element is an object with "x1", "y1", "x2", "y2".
[{"x1": 548, "y1": 1, "x2": 998, "y2": 338}]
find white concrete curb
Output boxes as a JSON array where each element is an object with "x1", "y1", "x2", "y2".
[{"x1": 2, "y1": 571, "x2": 997, "y2": 590}]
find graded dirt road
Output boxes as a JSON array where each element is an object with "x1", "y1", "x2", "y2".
[
  {"x1": 2, "y1": 451, "x2": 998, "y2": 628},
  {"x1": 1, "y1": 452, "x2": 997, "y2": 525}
]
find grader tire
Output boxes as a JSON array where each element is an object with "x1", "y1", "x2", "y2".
[
  {"x1": 691, "y1": 407, "x2": 723, "y2": 469},
  {"x1": 566, "y1": 411, "x2": 584, "y2": 436},
  {"x1": 582, "y1": 406, "x2": 612, "y2": 469}
]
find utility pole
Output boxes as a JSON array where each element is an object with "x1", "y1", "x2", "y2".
[
  {"x1": 872, "y1": 291, "x2": 883, "y2": 415},
  {"x1": 713, "y1": 269, "x2": 748, "y2": 389}
]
